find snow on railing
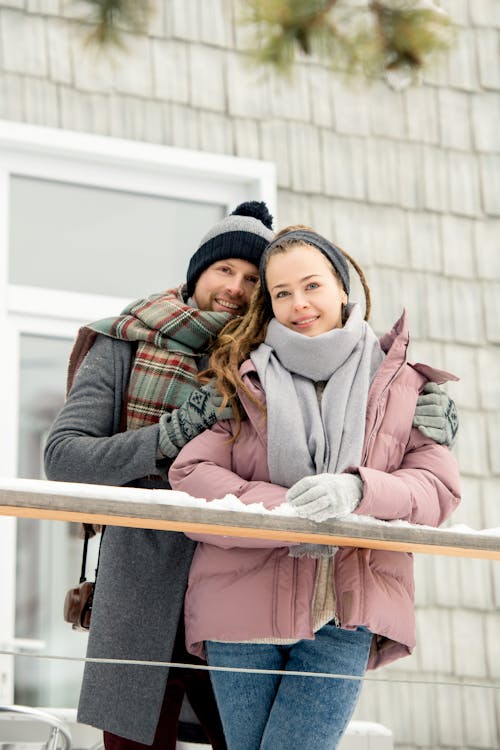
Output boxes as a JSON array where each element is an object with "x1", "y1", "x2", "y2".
[{"x1": 1, "y1": 477, "x2": 499, "y2": 560}]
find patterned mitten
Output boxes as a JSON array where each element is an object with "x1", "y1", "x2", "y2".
[{"x1": 158, "y1": 383, "x2": 233, "y2": 458}]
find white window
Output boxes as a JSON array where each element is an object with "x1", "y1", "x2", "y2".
[
  {"x1": 9, "y1": 175, "x2": 226, "y2": 298},
  {"x1": 0, "y1": 119, "x2": 276, "y2": 707}
]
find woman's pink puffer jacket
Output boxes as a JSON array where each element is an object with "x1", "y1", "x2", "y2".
[{"x1": 169, "y1": 311, "x2": 461, "y2": 668}]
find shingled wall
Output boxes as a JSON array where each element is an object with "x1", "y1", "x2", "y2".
[{"x1": 1, "y1": 1, "x2": 499, "y2": 747}]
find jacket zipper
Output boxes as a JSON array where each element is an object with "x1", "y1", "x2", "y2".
[
  {"x1": 291, "y1": 556, "x2": 298, "y2": 633},
  {"x1": 332, "y1": 557, "x2": 341, "y2": 627},
  {"x1": 361, "y1": 361, "x2": 405, "y2": 466},
  {"x1": 357, "y1": 360, "x2": 406, "y2": 626}
]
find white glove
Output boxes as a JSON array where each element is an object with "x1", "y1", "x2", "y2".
[
  {"x1": 413, "y1": 382, "x2": 459, "y2": 447},
  {"x1": 286, "y1": 473, "x2": 363, "y2": 523}
]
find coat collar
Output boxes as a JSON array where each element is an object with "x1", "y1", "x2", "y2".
[
  {"x1": 237, "y1": 309, "x2": 457, "y2": 424},
  {"x1": 372, "y1": 309, "x2": 458, "y2": 391}
]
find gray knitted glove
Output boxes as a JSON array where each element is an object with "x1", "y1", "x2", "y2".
[
  {"x1": 158, "y1": 383, "x2": 233, "y2": 458},
  {"x1": 288, "y1": 543, "x2": 338, "y2": 559},
  {"x1": 413, "y1": 382, "x2": 459, "y2": 447},
  {"x1": 286, "y1": 473, "x2": 363, "y2": 523}
]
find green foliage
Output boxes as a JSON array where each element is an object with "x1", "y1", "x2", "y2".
[
  {"x1": 372, "y1": 1, "x2": 456, "y2": 72},
  {"x1": 73, "y1": 0, "x2": 456, "y2": 87},
  {"x1": 79, "y1": 0, "x2": 153, "y2": 48},
  {"x1": 241, "y1": 0, "x2": 456, "y2": 85}
]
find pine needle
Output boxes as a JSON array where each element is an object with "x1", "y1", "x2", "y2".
[
  {"x1": 77, "y1": 0, "x2": 153, "y2": 49},
  {"x1": 239, "y1": 0, "x2": 456, "y2": 85}
]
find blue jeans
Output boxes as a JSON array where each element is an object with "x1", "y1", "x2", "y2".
[{"x1": 205, "y1": 623, "x2": 372, "y2": 750}]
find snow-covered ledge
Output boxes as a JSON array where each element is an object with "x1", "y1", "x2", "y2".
[{"x1": 0, "y1": 477, "x2": 499, "y2": 560}]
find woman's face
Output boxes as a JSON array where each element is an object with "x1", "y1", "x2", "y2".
[{"x1": 265, "y1": 243, "x2": 348, "y2": 337}]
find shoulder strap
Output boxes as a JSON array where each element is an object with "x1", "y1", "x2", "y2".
[
  {"x1": 79, "y1": 529, "x2": 90, "y2": 583},
  {"x1": 67, "y1": 327, "x2": 98, "y2": 395},
  {"x1": 79, "y1": 527, "x2": 105, "y2": 582}
]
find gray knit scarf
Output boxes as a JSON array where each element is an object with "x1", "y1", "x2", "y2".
[{"x1": 250, "y1": 304, "x2": 384, "y2": 488}]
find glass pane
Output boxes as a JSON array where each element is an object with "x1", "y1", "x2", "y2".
[
  {"x1": 15, "y1": 333, "x2": 99, "y2": 707},
  {"x1": 9, "y1": 176, "x2": 224, "y2": 298}
]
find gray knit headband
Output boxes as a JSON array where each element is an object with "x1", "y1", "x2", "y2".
[{"x1": 259, "y1": 229, "x2": 350, "y2": 297}]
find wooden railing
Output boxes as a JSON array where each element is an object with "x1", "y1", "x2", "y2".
[{"x1": 0, "y1": 478, "x2": 499, "y2": 560}]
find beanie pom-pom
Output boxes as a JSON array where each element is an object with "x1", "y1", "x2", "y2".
[{"x1": 231, "y1": 201, "x2": 273, "y2": 230}]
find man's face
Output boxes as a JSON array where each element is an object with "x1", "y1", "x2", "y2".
[{"x1": 193, "y1": 258, "x2": 259, "y2": 314}]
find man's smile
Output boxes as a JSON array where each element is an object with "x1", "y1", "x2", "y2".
[{"x1": 215, "y1": 298, "x2": 241, "y2": 311}]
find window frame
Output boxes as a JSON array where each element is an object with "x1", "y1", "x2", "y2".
[{"x1": 0, "y1": 119, "x2": 276, "y2": 704}]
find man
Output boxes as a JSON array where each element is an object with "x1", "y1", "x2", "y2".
[
  {"x1": 44, "y1": 200, "x2": 457, "y2": 749},
  {"x1": 44, "y1": 201, "x2": 274, "y2": 750}
]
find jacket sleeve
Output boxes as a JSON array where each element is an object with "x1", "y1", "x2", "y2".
[
  {"x1": 44, "y1": 335, "x2": 162, "y2": 487},
  {"x1": 168, "y1": 420, "x2": 291, "y2": 549},
  {"x1": 355, "y1": 427, "x2": 461, "y2": 527}
]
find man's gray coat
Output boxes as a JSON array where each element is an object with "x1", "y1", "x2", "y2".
[{"x1": 44, "y1": 335, "x2": 196, "y2": 744}]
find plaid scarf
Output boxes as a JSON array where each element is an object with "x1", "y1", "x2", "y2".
[{"x1": 70, "y1": 285, "x2": 230, "y2": 430}]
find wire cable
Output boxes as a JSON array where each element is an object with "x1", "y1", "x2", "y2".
[{"x1": 1, "y1": 649, "x2": 499, "y2": 691}]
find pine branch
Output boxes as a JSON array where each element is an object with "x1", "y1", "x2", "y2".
[
  {"x1": 371, "y1": 1, "x2": 455, "y2": 71},
  {"x1": 241, "y1": 0, "x2": 456, "y2": 84},
  {"x1": 71, "y1": 0, "x2": 456, "y2": 88},
  {"x1": 77, "y1": 0, "x2": 153, "y2": 48}
]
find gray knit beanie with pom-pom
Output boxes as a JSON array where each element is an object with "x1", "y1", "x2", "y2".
[{"x1": 186, "y1": 201, "x2": 274, "y2": 297}]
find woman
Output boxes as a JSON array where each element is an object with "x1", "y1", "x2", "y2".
[{"x1": 169, "y1": 227, "x2": 461, "y2": 749}]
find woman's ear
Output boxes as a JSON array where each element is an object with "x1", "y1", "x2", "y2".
[{"x1": 341, "y1": 297, "x2": 350, "y2": 324}]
